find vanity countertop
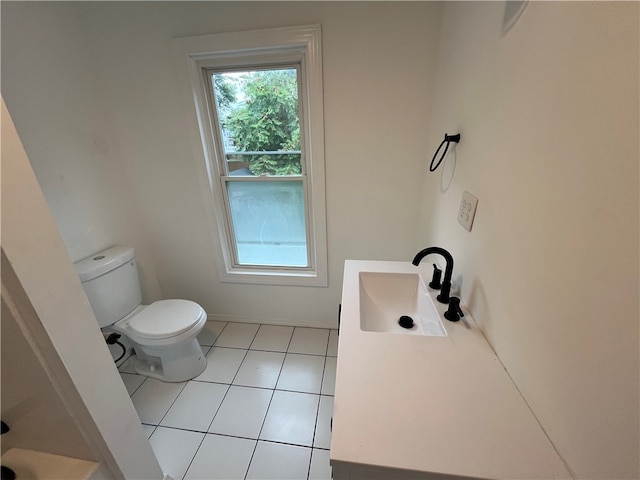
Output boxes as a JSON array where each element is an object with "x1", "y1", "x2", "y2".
[{"x1": 330, "y1": 260, "x2": 570, "y2": 479}]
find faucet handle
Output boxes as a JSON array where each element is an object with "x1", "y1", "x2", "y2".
[
  {"x1": 444, "y1": 297, "x2": 464, "y2": 322},
  {"x1": 429, "y1": 264, "x2": 442, "y2": 289}
]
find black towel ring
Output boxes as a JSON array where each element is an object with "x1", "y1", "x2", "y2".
[{"x1": 429, "y1": 133, "x2": 461, "y2": 172}]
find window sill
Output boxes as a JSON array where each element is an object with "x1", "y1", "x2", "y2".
[{"x1": 219, "y1": 266, "x2": 328, "y2": 287}]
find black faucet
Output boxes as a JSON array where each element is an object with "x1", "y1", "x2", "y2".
[{"x1": 412, "y1": 246, "x2": 454, "y2": 304}]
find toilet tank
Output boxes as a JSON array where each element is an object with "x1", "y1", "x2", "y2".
[{"x1": 74, "y1": 246, "x2": 143, "y2": 328}]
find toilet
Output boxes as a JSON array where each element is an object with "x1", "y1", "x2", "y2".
[{"x1": 74, "y1": 245, "x2": 207, "y2": 382}]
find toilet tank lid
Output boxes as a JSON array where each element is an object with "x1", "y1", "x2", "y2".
[{"x1": 74, "y1": 246, "x2": 135, "y2": 282}]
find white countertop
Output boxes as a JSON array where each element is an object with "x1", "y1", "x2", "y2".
[{"x1": 330, "y1": 260, "x2": 570, "y2": 479}]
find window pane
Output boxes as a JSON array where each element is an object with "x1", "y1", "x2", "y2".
[
  {"x1": 226, "y1": 180, "x2": 308, "y2": 267},
  {"x1": 212, "y1": 69, "x2": 302, "y2": 176}
]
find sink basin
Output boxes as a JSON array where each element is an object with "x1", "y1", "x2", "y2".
[{"x1": 359, "y1": 272, "x2": 447, "y2": 336}]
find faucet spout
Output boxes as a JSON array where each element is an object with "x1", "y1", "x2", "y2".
[{"x1": 412, "y1": 247, "x2": 454, "y2": 304}]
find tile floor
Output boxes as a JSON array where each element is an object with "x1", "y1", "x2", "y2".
[{"x1": 119, "y1": 322, "x2": 337, "y2": 480}]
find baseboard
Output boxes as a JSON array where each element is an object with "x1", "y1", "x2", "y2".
[{"x1": 205, "y1": 312, "x2": 337, "y2": 330}]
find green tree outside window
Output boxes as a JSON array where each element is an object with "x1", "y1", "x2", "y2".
[{"x1": 214, "y1": 69, "x2": 302, "y2": 176}]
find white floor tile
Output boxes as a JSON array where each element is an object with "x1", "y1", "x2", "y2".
[
  {"x1": 314, "y1": 395, "x2": 333, "y2": 449},
  {"x1": 250, "y1": 325, "x2": 294, "y2": 352},
  {"x1": 117, "y1": 355, "x2": 139, "y2": 374},
  {"x1": 130, "y1": 378, "x2": 186, "y2": 425},
  {"x1": 209, "y1": 386, "x2": 272, "y2": 439},
  {"x1": 214, "y1": 322, "x2": 259, "y2": 349},
  {"x1": 199, "y1": 320, "x2": 227, "y2": 347},
  {"x1": 184, "y1": 434, "x2": 256, "y2": 480},
  {"x1": 309, "y1": 448, "x2": 332, "y2": 480},
  {"x1": 120, "y1": 372, "x2": 145, "y2": 396},
  {"x1": 327, "y1": 330, "x2": 339, "y2": 357},
  {"x1": 321, "y1": 356, "x2": 337, "y2": 396},
  {"x1": 126, "y1": 324, "x2": 337, "y2": 480},
  {"x1": 149, "y1": 426, "x2": 204, "y2": 480},
  {"x1": 260, "y1": 390, "x2": 319, "y2": 447},
  {"x1": 276, "y1": 353, "x2": 325, "y2": 394},
  {"x1": 141, "y1": 424, "x2": 156, "y2": 439},
  {"x1": 195, "y1": 347, "x2": 246, "y2": 384},
  {"x1": 233, "y1": 350, "x2": 285, "y2": 389},
  {"x1": 246, "y1": 441, "x2": 311, "y2": 480},
  {"x1": 160, "y1": 381, "x2": 228, "y2": 432},
  {"x1": 288, "y1": 328, "x2": 329, "y2": 355}
]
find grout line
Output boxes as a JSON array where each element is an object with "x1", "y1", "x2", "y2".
[
  {"x1": 319, "y1": 356, "x2": 328, "y2": 398},
  {"x1": 191, "y1": 376, "x2": 333, "y2": 397},
  {"x1": 206, "y1": 344, "x2": 330, "y2": 355},
  {"x1": 213, "y1": 322, "x2": 261, "y2": 350},
  {"x1": 273, "y1": 386, "x2": 323, "y2": 395},
  {"x1": 308, "y1": 381, "x2": 324, "y2": 479},
  {"x1": 311, "y1": 356, "x2": 327, "y2": 448},
  {"x1": 180, "y1": 430, "x2": 208, "y2": 479},
  {"x1": 203, "y1": 383, "x2": 232, "y2": 434},
  {"x1": 282, "y1": 350, "x2": 330, "y2": 358},
  {"x1": 141, "y1": 423, "x2": 157, "y2": 440},
  {"x1": 255, "y1": 438, "x2": 314, "y2": 450},
  {"x1": 211, "y1": 320, "x2": 230, "y2": 346},
  {"x1": 248, "y1": 324, "x2": 294, "y2": 352},
  {"x1": 133, "y1": 376, "x2": 148, "y2": 397},
  {"x1": 323, "y1": 330, "x2": 329, "y2": 356},
  {"x1": 285, "y1": 326, "x2": 296, "y2": 352},
  {"x1": 226, "y1": 348, "x2": 251, "y2": 391},
  {"x1": 287, "y1": 326, "x2": 331, "y2": 357},
  {"x1": 121, "y1": 369, "x2": 148, "y2": 397},
  {"x1": 150, "y1": 424, "x2": 211, "y2": 435},
  {"x1": 244, "y1": 418, "x2": 266, "y2": 478},
  {"x1": 154, "y1": 381, "x2": 190, "y2": 427},
  {"x1": 244, "y1": 335, "x2": 290, "y2": 480},
  {"x1": 247, "y1": 325, "x2": 261, "y2": 348},
  {"x1": 145, "y1": 423, "x2": 329, "y2": 451}
]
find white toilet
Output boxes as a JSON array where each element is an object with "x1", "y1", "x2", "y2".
[{"x1": 74, "y1": 245, "x2": 207, "y2": 382}]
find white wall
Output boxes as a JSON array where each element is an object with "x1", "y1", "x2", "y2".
[
  {"x1": 417, "y1": 2, "x2": 639, "y2": 478},
  {"x1": 1, "y1": 2, "x2": 163, "y2": 302}
]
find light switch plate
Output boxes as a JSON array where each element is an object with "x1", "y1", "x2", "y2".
[{"x1": 458, "y1": 191, "x2": 478, "y2": 231}]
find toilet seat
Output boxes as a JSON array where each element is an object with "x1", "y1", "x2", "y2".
[
  {"x1": 111, "y1": 298, "x2": 208, "y2": 381},
  {"x1": 128, "y1": 299, "x2": 206, "y2": 339}
]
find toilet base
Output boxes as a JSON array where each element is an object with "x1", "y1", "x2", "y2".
[{"x1": 133, "y1": 338, "x2": 207, "y2": 382}]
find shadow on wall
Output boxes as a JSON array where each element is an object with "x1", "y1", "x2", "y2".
[
  {"x1": 439, "y1": 147, "x2": 457, "y2": 193},
  {"x1": 467, "y1": 279, "x2": 492, "y2": 339}
]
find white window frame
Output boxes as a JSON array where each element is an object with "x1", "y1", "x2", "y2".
[{"x1": 173, "y1": 25, "x2": 328, "y2": 286}]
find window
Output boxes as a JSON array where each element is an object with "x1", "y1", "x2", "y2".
[
  {"x1": 209, "y1": 68, "x2": 307, "y2": 267},
  {"x1": 174, "y1": 25, "x2": 327, "y2": 286}
]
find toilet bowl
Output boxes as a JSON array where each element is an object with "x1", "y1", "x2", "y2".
[
  {"x1": 74, "y1": 246, "x2": 208, "y2": 382},
  {"x1": 115, "y1": 299, "x2": 207, "y2": 381}
]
